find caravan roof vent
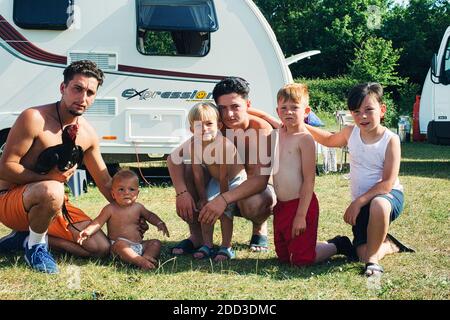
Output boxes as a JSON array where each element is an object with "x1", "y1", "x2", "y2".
[
  {"x1": 68, "y1": 51, "x2": 118, "y2": 71},
  {"x1": 85, "y1": 98, "x2": 117, "y2": 116}
]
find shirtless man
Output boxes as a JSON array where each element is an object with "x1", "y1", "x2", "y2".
[
  {"x1": 0, "y1": 61, "x2": 114, "y2": 273},
  {"x1": 169, "y1": 77, "x2": 276, "y2": 254}
]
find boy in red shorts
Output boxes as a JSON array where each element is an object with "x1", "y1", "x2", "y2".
[{"x1": 272, "y1": 83, "x2": 354, "y2": 266}]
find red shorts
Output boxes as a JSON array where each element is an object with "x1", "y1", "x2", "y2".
[
  {"x1": 0, "y1": 185, "x2": 91, "y2": 241},
  {"x1": 273, "y1": 193, "x2": 319, "y2": 266}
]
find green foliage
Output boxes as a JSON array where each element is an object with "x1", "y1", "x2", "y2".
[
  {"x1": 381, "y1": 0, "x2": 450, "y2": 84},
  {"x1": 349, "y1": 37, "x2": 406, "y2": 87},
  {"x1": 397, "y1": 82, "x2": 422, "y2": 117},
  {"x1": 255, "y1": 0, "x2": 450, "y2": 85},
  {"x1": 143, "y1": 31, "x2": 176, "y2": 55},
  {"x1": 296, "y1": 76, "x2": 359, "y2": 114},
  {"x1": 381, "y1": 92, "x2": 397, "y2": 128},
  {"x1": 296, "y1": 76, "x2": 399, "y2": 128},
  {"x1": 255, "y1": 0, "x2": 390, "y2": 77}
]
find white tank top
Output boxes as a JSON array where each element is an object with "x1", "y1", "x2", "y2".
[{"x1": 348, "y1": 126, "x2": 403, "y2": 200}]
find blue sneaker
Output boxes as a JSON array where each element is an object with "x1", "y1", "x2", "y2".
[
  {"x1": 24, "y1": 243, "x2": 59, "y2": 274},
  {"x1": 0, "y1": 230, "x2": 29, "y2": 253}
]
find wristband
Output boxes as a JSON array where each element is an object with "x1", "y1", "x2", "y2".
[
  {"x1": 219, "y1": 193, "x2": 229, "y2": 206},
  {"x1": 176, "y1": 190, "x2": 187, "y2": 197}
]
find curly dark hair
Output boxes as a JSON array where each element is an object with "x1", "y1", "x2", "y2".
[
  {"x1": 63, "y1": 60, "x2": 105, "y2": 87},
  {"x1": 212, "y1": 76, "x2": 250, "y2": 103}
]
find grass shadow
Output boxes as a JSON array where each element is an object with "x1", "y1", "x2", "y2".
[
  {"x1": 400, "y1": 161, "x2": 450, "y2": 179},
  {"x1": 154, "y1": 240, "x2": 357, "y2": 280},
  {"x1": 0, "y1": 253, "x2": 24, "y2": 270},
  {"x1": 401, "y1": 142, "x2": 450, "y2": 160}
]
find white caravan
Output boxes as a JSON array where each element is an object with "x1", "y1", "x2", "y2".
[
  {"x1": 419, "y1": 26, "x2": 450, "y2": 145},
  {"x1": 0, "y1": 0, "x2": 319, "y2": 162}
]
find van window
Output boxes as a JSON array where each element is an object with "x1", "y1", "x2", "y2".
[
  {"x1": 136, "y1": 0, "x2": 218, "y2": 56},
  {"x1": 13, "y1": 0, "x2": 74, "y2": 30},
  {"x1": 442, "y1": 38, "x2": 450, "y2": 85}
]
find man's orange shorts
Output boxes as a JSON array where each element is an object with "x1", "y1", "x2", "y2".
[{"x1": 0, "y1": 185, "x2": 91, "y2": 242}]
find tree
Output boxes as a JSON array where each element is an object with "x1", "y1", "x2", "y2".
[
  {"x1": 254, "y1": 0, "x2": 390, "y2": 78},
  {"x1": 381, "y1": 0, "x2": 450, "y2": 84},
  {"x1": 349, "y1": 37, "x2": 405, "y2": 87}
]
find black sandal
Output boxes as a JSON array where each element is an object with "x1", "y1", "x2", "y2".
[{"x1": 386, "y1": 233, "x2": 415, "y2": 253}]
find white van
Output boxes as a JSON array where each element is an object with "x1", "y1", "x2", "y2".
[
  {"x1": 419, "y1": 26, "x2": 450, "y2": 145},
  {"x1": 0, "y1": 0, "x2": 319, "y2": 162}
]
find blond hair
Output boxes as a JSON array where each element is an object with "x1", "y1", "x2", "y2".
[
  {"x1": 112, "y1": 169, "x2": 139, "y2": 185},
  {"x1": 277, "y1": 83, "x2": 309, "y2": 107},
  {"x1": 187, "y1": 102, "x2": 220, "y2": 127}
]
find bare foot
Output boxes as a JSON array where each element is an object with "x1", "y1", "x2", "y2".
[
  {"x1": 137, "y1": 259, "x2": 156, "y2": 270},
  {"x1": 171, "y1": 238, "x2": 201, "y2": 255},
  {"x1": 385, "y1": 238, "x2": 400, "y2": 254},
  {"x1": 193, "y1": 245, "x2": 213, "y2": 259}
]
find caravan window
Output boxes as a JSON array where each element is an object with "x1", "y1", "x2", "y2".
[
  {"x1": 136, "y1": 0, "x2": 218, "y2": 56},
  {"x1": 13, "y1": 0, "x2": 74, "y2": 30}
]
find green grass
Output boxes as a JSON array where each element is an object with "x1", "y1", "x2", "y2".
[{"x1": 0, "y1": 142, "x2": 449, "y2": 300}]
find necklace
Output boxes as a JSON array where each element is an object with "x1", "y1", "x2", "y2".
[{"x1": 55, "y1": 101, "x2": 79, "y2": 130}]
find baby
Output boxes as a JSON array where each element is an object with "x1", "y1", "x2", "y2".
[{"x1": 77, "y1": 169, "x2": 169, "y2": 270}]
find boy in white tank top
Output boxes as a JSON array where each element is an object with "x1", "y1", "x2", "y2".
[{"x1": 306, "y1": 82, "x2": 414, "y2": 277}]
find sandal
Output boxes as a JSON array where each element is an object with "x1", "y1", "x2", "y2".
[
  {"x1": 214, "y1": 246, "x2": 236, "y2": 261},
  {"x1": 249, "y1": 234, "x2": 268, "y2": 252},
  {"x1": 364, "y1": 262, "x2": 384, "y2": 277},
  {"x1": 170, "y1": 239, "x2": 199, "y2": 255},
  {"x1": 193, "y1": 245, "x2": 215, "y2": 259},
  {"x1": 386, "y1": 233, "x2": 415, "y2": 253}
]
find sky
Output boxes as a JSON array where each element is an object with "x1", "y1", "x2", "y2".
[{"x1": 393, "y1": 0, "x2": 409, "y2": 6}]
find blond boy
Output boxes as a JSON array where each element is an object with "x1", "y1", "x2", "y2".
[
  {"x1": 188, "y1": 102, "x2": 246, "y2": 261},
  {"x1": 273, "y1": 83, "x2": 352, "y2": 266}
]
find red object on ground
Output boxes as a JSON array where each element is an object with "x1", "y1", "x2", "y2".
[{"x1": 413, "y1": 95, "x2": 426, "y2": 142}]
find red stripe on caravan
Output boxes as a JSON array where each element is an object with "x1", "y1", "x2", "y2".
[
  {"x1": 0, "y1": 15, "x2": 225, "y2": 80},
  {"x1": 118, "y1": 65, "x2": 224, "y2": 81},
  {"x1": 0, "y1": 15, "x2": 67, "y2": 65},
  {"x1": 0, "y1": 27, "x2": 64, "y2": 64}
]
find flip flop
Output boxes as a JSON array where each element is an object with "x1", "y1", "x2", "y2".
[
  {"x1": 193, "y1": 245, "x2": 215, "y2": 259},
  {"x1": 214, "y1": 246, "x2": 236, "y2": 260},
  {"x1": 386, "y1": 233, "x2": 415, "y2": 253},
  {"x1": 364, "y1": 262, "x2": 384, "y2": 277},
  {"x1": 249, "y1": 234, "x2": 268, "y2": 252},
  {"x1": 170, "y1": 239, "x2": 198, "y2": 255}
]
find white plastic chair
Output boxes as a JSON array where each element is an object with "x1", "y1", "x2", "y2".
[{"x1": 335, "y1": 111, "x2": 354, "y2": 171}]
